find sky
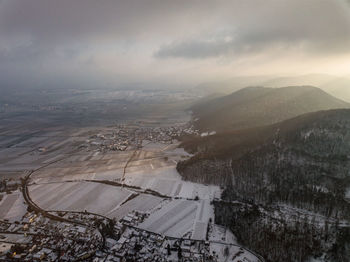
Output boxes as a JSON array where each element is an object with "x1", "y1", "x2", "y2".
[{"x1": 1, "y1": 0, "x2": 350, "y2": 90}]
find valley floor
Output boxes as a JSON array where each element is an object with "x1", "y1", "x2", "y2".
[{"x1": 0, "y1": 122, "x2": 262, "y2": 261}]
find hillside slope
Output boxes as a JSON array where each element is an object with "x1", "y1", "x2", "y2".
[
  {"x1": 178, "y1": 109, "x2": 350, "y2": 261},
  {"x1": 178, "y1": 109, "x2": 350, "y2": 216},
  {"x1": 320, "y1": 77, "x2": 350, "y2": 102},
  {"x1": 191, "y1": 86, "x2": 349, "y2": 132}
]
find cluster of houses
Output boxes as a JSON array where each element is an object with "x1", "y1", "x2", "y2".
[
  {"x1": 83, "y1": 124, "x2": 198, "y2": 152},
  {"x1": 0, "y1": 212, "x2": 102, "y2": 261},
  {"x1": 0, "y1": 178, "x2": 21, "y2": 193},
  {"x1": 88, "y1": 211, "x2": 218, "y2": 262},
  {"x1": 99, "y1": 226, "x2": 218, "y2": 262},
  {"x1": 0, "y1": 199, "x2": 222, "y2": 262}
]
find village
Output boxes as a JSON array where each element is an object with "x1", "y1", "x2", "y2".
[
  {"x1": 0, "y1": 201, "x2": 224, "y2": 262},
  {"x1": 0, "y1": 210, "x2": 102, "y2": 261},
  {"x1": 0, "y1": 120, "x2": 260, "y2": 262},
  {"x1": 83, "y1": 124, "x2": 198, "y2": 152}
]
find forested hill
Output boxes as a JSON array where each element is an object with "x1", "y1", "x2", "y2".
[
  {"x1": 191, "y1": 85, "x2": 349, "y2": 132},
  {"x1": 178, "y1": 108, "x2": 350, "y2": 262},
  {"x1": 178, "y1": 109, "x2": 350, "y2": 216}
]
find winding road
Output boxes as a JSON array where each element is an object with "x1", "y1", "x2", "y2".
[{"x1": 19, "y1": 146, "x2": 265, "y2": 262}]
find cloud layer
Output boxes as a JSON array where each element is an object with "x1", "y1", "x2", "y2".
[
  {"x1": 1, "y1": 0, "x2": 350, "y2": 89},
  {"x1": 155, "y1": 1, "x2": 350, "y2": 59}
]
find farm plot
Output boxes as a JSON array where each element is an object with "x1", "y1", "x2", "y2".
[
  {"x1": 107, "y1": 194, "x2": 164, "y2": 220},
  {"x1": 28, "y1": 181, "x2": 132, "y2": 216},
  {"x1": 141, "y1": 142, "x2": 171, "y2": 152},
  {"x1": 0, "y1": 191, "x2": 27, "y2": 221},
  {"x1": 9, "y1": 135, "x2": 49, "y2": 148},
  {"x1": 30, "y1": 151, "x2": 128, "y2": 183},
  {"x1": 192, "y1": 199, "x2": 213, "y2": 240},
  {"x1": 210, "y1": 243, "x2": 260, "y2": 262},
  {"x1": 149, "y1": 179, "x2": 178, "y2": 196},
  {"x1": 125, "y1": 164, "x2": 220, "y2": 199},
  {"x1": 139, "y1": 199, "x2": 198, "y2": 238},
  {"x1": 32, "y1": 167, "x2": 123, "y2": 184}
]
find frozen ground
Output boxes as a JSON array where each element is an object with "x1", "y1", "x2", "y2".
[
  {"x1": 0, "y1": 191, "x2": 27, "y2": 221},
  {"x1": 28, "y1": 180, "x2": 165, "y2": 220},
  {"x1": 0, "y1": 233, "x2": 31, "y2": 244},
  {"x1": 124, "y1": 142, "x2": 220, "y2": 240},
  {"x1": 192, "y1": 199, "x2": 213, "y2": 240},
  {"x1": 107, "y1": 194, "x2": 164, "y2": 220},
  {"x1": 0, "y1": 125, "x2": 261, "y2": 261},
  {"x1": 210, "y1": 243, "x2": 260, "y2": 262},
  {"x1": 27, "y1": 141, "x2": 221, "y2": 242},
  {"x1": 208, "y1": 225, "x2": 259, "y2": 262},
  {"x1": 28, "y1": 181, "x2": 132, "y2": 215},
  {"x1": 123, "y1": 142, "x2": 220, "y2": 200},
  {"x1": 139, "y1": 199, "x2": 198, "y2": 238}
]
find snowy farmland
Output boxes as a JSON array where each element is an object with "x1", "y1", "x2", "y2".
[
  {"x1": 0, "y1": 191, "x2": 27, "y2": 221},
  {"x1": 28, "y1": 181, "x2": 165, "y2": 220},
  {"x1": 107, "y1": 194, "x2": 164, "y2": 220},
  {"x1": 139, "y1": 199, "x2": 198, "y2": 238},
  {"x1": 11, "y1": 136, "x2": 222, "y2": 243},
  {"x1": 210, "y1": 243, "x2": 261, "y2": 262},
  {"x1": 1, "y1": 129, "x2": 222, "y2": 240},
  {"x1": 124, "y1": 164, "x2": 220, "y2": 199},
  {"x1": 123, "y1": 143, "x2": 220, "y2": 200},
  {"x1": 28, "y1": 181, "x2": 132, "y2": 215},
  {"x1": 139, "y1": 198, "x2": 213, "y2": 240}
]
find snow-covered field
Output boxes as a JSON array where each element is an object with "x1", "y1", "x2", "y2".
[
  {"x1": 107, "y1": 194, "x2": 163, "y2": 220},
  {"x1": 192, "y1": 199, "x2": 213, "y2": 240},
  {"x1": 210, "y1": 243, "x2": 260, "y2": 262},
  {"x1": 20, "y1": 140, "x2": 222, "y2": 240},
  {"x1": 28, "y1": 180, "x2": 165, "y2": 220},
  {"x1": 0, "y1": 128, "x2": 261, "y2": 261},
  {"x1": 124, "y1": 164, "x2": 220, "y2": 200},
  {"x1": 139, "y1": 197, "x2": 214, "y2": 240},
  {"x1": 0, "y1": 191, "x2": 27, "y2": 221},
  {"x1": 139, "y1": 199, "x2": 198, "y2": 238},
  {"x1": 30, "y1": 151, "x2": 130, "y2": 184},
  {"x1": 28, "y1": 181, "x2": 132, "y2": 215}
]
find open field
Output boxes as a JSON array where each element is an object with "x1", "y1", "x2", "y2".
[
  {"x1": 210, "y1": 243, "x2": 260, "y2": 262},
  {"x1": 30, "y1": 151, "x2": 130, "y2": 184},
  {"x1": 107, "y1": 194, "x2": 164, "y2": 220},
  {"x1": 0, "y1": 191, "x2": 27, "y2": 221},
  {"x1": 24, "y1": 139, "x2": 220, "y2": 241},
  {"x1": 28, "y1": 181, "x2": 132, "y2": 215},
  {"x1": 0, "y1": 125, "x2": 89, "y2": 176},
  {"x1": 123, "y1": 142, "x2": 220, "y2": 199},
  {"x1": 0, "y1": 88, "x2": 263, "y2": 260},
  {"x1": 0, "y1": 123, "x2": 220, "y2": 242},
  {"x1": 139, "y1": 199, "x2": 198, "y2": 238},
  {"x1": 138, "y1": 197, "x2": 214, "y2": 240}
]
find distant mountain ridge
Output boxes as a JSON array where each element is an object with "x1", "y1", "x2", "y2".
[
  {"x1": 191, "y1": 85, "x2": 349, "y2": 132},
  {"x1": 195, "y1": 74, "x2": 350, "y2": 102}
]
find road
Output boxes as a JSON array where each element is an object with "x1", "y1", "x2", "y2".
[{"x1": 19, "y1": 146, "x2": 265, "y2": 262}]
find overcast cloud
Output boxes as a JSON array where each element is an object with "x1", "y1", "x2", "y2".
[{"x1": 1, "y1": 0, "x2": 350, "y2": 90}]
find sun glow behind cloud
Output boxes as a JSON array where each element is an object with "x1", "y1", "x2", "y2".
[{"x1": 0, "y1": 0, "x2": 350, "y2": 90}]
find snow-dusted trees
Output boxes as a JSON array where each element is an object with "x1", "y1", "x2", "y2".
[{"x1": 214, "y1": 201, "x2": 350, "y2": 262}]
